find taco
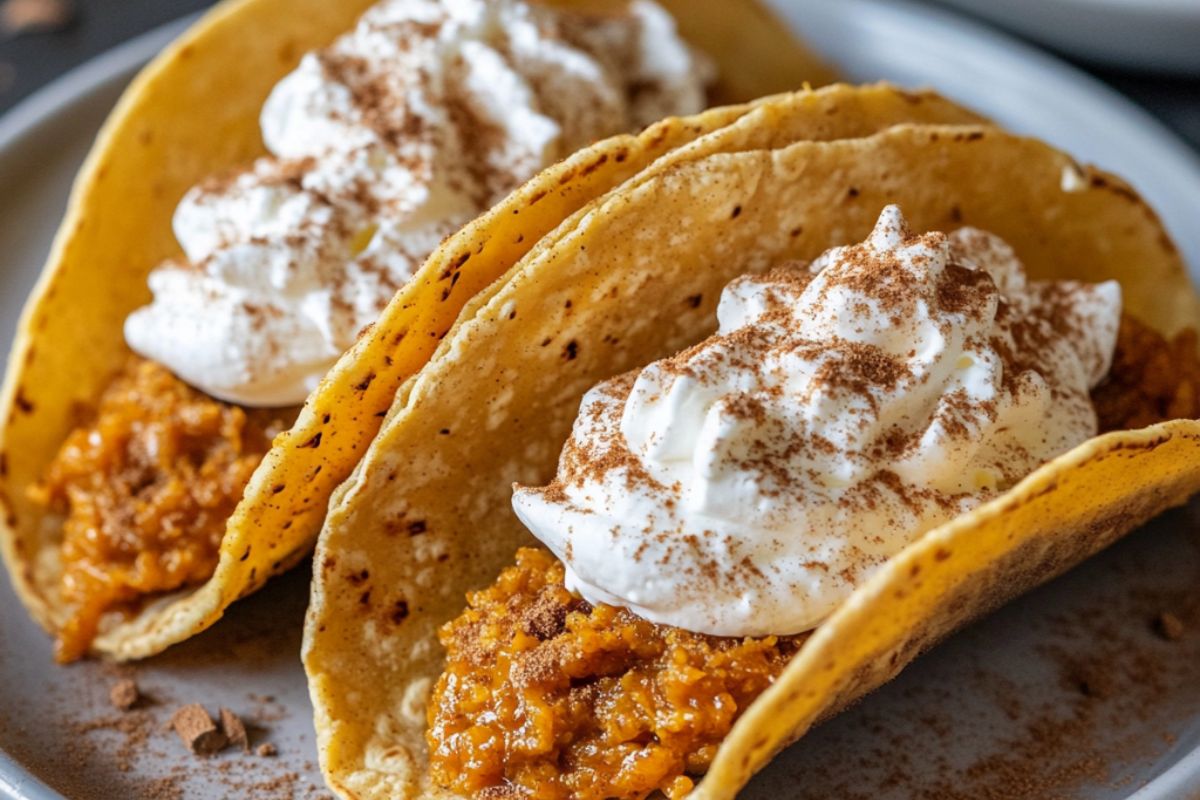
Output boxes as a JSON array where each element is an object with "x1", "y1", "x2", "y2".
[
  {"x1": 303, "y1": 101, "x2": 1200, "y2": 798},
  {"x1": 0, "y1": 0, "x2": 834, "y2": 662}
]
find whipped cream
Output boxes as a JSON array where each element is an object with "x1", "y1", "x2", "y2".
[
  {"x1": 125, "y1": 0, "x2": 709, "y2": 406},
  {"x1": 513, "y1": 206, "x2": 1122, "y2": 637}
]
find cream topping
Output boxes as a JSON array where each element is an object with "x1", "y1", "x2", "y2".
[
  {"x1": 513, "y1": 206, "x2": 1122, "y2": 637},
  {"x1": 125, "y1": 0, "x2": 709, "y2": 406}
]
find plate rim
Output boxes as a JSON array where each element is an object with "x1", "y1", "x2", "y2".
[
  {"x1": 780, "y1": 0, "x2": 1200, "y2": 281},
  {"x1": 931, "y1": 0, "x2": 1200, "y2": 72},
  {"x1": 943, "y1": 0, "x2": 1200, "y2": 16},
  {"x1": 0, "y1": 16, "x2": 196, "y2": 158}
]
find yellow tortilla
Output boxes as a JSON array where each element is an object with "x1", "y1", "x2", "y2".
[
  {"x1": 0, "y1": 0, "x2": 834, "y2": 660},
  {"x1": 699, "y1": 420, "x2": 1200, "y2": 797},
  {"x1": 303, "y1": 96, "x2": 1200, "y2": 795},
  {"x1": 541, "y1": 0, "x2": 839, "y2": 96}
]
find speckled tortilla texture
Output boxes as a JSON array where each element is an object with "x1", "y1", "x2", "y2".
[
  {"x1": 0, "y1": 0, "x2": 832, "y2": 661},
  {"x1": 300, "y1": 110, "x2": 1200, "y2": 798}
]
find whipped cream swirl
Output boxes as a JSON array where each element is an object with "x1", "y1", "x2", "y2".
[
  {"x1": 514, "y1": 206, "x2": 1122, "y2": 637},
  {"x1": 125, "y1": 0, "x2": 709, "y2": 406}
]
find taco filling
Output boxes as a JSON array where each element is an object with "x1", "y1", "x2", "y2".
[
  {"x1": 30, "y1": 360, "x2": 293, "y2": 661},
  {"x1": 31, "y1": 0, "x2": 713, "y2": 661},
  {"x1": 426, "y1": 206, "x2": 1200, "y2": 800}
]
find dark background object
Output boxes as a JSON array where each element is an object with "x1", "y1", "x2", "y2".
[
  {"x1": 0, "y1": 0, "x2": 1197, "y2": 151},
  {"x1": 1093, "y1": 71, "x2": 1200, "y2": 152},
  {"x1": 0, "y1": 0, "x2": 211, "y2": 103}
]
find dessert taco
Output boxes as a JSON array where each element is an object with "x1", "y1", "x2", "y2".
[
  {"x1": 0, "y1": 0, "x2": 832, "y2": 662},
  {"x1": 304, "y1": 100, "x2": 1200, "y2": 798}
]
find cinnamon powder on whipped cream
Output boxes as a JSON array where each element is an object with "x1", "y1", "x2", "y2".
[
  {"x1": 124, "y1": 0, "x2": 712, "y2": 407},
  {"x1": 515, "y1": 205, "x2": 1122, "y2": 638}
]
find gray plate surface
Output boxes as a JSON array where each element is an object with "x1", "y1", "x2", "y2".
[{"x1": 1, "y1": 2, "x2": 1199, "y2": 798}]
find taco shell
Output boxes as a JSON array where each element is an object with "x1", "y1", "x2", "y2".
[
  {"x1": 299, "y1": 94, "x2": 1200, "y2": 797},
  {"x1": 0, "y1": 0, "x2": 836, "y2": 660}
]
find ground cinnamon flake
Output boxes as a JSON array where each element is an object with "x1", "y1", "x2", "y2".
[
  {"x1": 219, "y1": 707, "x2": 250, "y2": 753},
  {"x1": 170, "y1": 704, "x2": 226, "y2": 756},
  {"x1": 109, "y1": 679, "x2": 140, "y2": 711}
]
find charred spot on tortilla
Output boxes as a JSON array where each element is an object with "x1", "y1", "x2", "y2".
[{"x1": 297, "y1": 432, "x2": 322, "y2": 449}]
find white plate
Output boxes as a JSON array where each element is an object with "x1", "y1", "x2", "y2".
[
  {"x1": 931, "y1": 0, "x2": 1200, "y2": 74},
  {"x1": 1, "y1": 2, "x2": 1199, "y2": 798}
]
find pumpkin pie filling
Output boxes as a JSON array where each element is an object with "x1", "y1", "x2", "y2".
[
  {"x1": 30, "y1": 358, "x2": 293, "y2": 662},
  {"x1": 1092, "y1": 315, "x2": 1200, "y2": 431},
  {"x1": 428, "y1": 317, "x2": 1199, "y2": 800},
  {"x1": 429, "y1": 547, "x2": 806, "y2": 800}
]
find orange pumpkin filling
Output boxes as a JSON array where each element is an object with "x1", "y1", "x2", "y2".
[
  {"x1": 429, "y1": 547, "x2": 805, "y2": 800},
  {"x1": 1091, "y1": 316, "x2": 1200, "y2": 431},
  {"x1": 30, "y1": 357, "x2": 292, "y2": 662},
  {"x1": 428, "y1": 317, "x2": 1200, "y2": 800}
]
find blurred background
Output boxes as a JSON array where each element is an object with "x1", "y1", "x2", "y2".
[
  {"x1": 0, "y1": 0, "x2": 1198, "y2": 148},
  {"x1": 0, "y1": 0, "x2": 210, "y2": 107}
]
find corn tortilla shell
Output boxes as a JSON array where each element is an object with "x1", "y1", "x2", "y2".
[
  {"x1": 0, "y1": 0, "x2": 831, "y2": 659},
  {"x1": 304, "y1": 121, "x2": 1200, "y2": 798},
  {"x1": 302, "y1": 84, "x2": 989, "y2": 795},
  {"x1": 540, "y1": 0, "x2": 839, "y2": 96},
  {"x1": 698, "y1": 422, "x2": 1200, "y2": 798}
]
